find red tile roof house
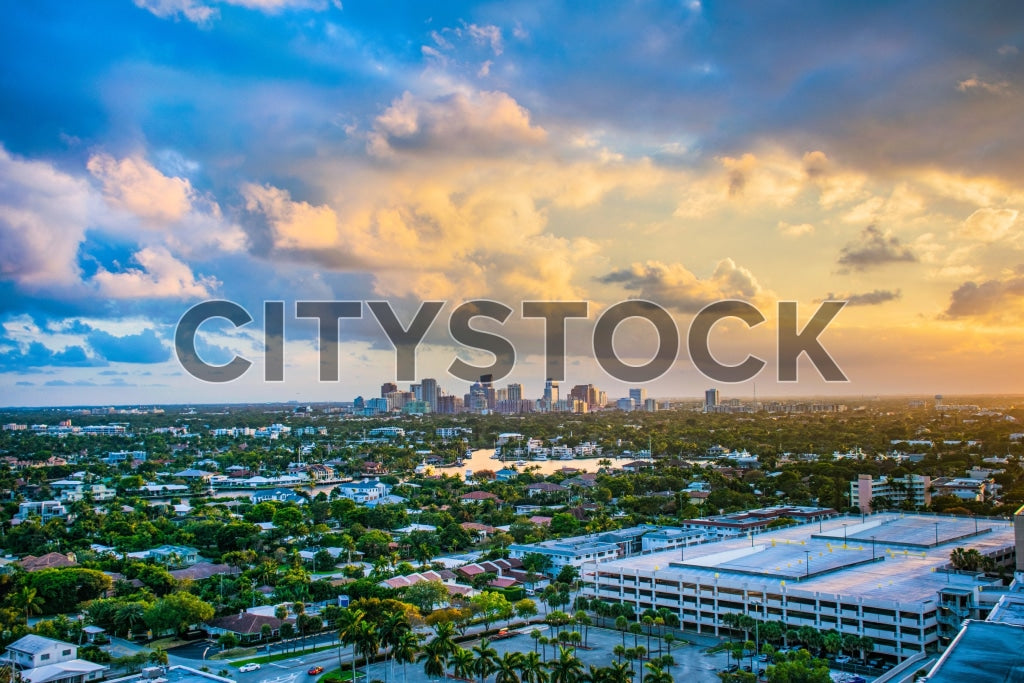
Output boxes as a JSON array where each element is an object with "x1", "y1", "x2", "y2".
[
  {"x1": 525, "y1": 482, "x2": 568, "y2": 497},
  {"x1": 18, "y1": 552, "x2": 78, "y2": 572},
  {"x1": 206, "y1": 612, "x2": 285, "y2": 644},
  {"x1": 460, "y1": 491, "x2": 503, "y2": 504}
]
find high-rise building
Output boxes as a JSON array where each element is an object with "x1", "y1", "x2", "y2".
[
  {"x1": 644, "y1": 398, "x2": 657, "y2": 412},
  {"x1": 421, "y1": 378, "x2": 439, "y2": 413},
  {"x1": 380, "y1": 382, "x2": 398, "y2": 397},
  {"x1": 629, "y1": 388, "x2": 647, "y2": 406},
  {"x1": 543, "y1": 378, "x2": 559, "y2": 410},
  {"x1": 705, "y1": 388, "x2": 720, "y2": 412},
  {"x1": 507, "y1": 383, "x2": 523, "y2": 402},
  {"x1": 616, "y1": 397, "x2": 636, "y2": 411}
]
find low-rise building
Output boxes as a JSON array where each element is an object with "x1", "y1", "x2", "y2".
[{"x1": 2, "y1": 635, "x2": 107, "y2": 683}]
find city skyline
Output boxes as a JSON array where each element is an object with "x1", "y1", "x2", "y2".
[{"x1": 2, "y1": 2, "x2": 1024, "y2": 405}]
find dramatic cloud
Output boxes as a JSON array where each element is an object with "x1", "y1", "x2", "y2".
[
  {"x1": 823, "y1": 289, "x2": 901, "y2": 306},
  {"x1": 943, "y1": 268, "x2": 1024, "y2": 319},
  {"x1": 242, "y1": 183, "x2": 340, "y2": 250},
  {"x1": 92, "y1": 247, "x2": 218, "y2": 299},
  {"x1": 598, "y1": 259, "x2": 769, "y2": 312},
  {"x1": 0, "y1": 147, "x2": 93, "y2": 288},
  {"x1": 88, "y1": 153, "x2": 195, "y2": 224},
  {"x1": 368, "y1": 90, "x2": 547, "y2": 157},
  {"x1": 837, "y1": 225, "x2": 917, "y2": 271}
]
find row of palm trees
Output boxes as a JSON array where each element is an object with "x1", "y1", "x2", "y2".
[{"x1": 333, "y1": 607, "x2": 675, "y2": 683}]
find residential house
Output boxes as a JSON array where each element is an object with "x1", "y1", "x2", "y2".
[{"x1": 1, "y1": 635, "x2": 107, "y2": 683}]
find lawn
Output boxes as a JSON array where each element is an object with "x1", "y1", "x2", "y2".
[{"x1": 231, "y1": 644, "x2": 341, "y2": 667}]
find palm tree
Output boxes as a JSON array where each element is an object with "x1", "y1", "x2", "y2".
[
  {"x1": 629, "y1": 623, "x2": 643, "y2": 649},
  {"x1": 451, "y1": 648, "x2": 475, "y2": 681},
  {"x1": 433, "y1": 622, "x2": 460, "y2": 660},
  {"x1": 530, "y1": 629, "x2": 542, "y2": 654},
  {"x1": 518, "y1": 651, "x2": 547, "y2": 683},
  {"x1": 546, "y1": 646, "x2": 583, "y2": 683},
  {"x1": 114, "y1": 602, "x2": 146, "y2": 637},
  {"x1": 419, "y1": 638, "x2": 449, "y2": 681},
  {"x1": 494, "y1": 652, "x2": 523, "y2": 683},
  {"x1": 613, "y1": 645, "x2": 626, "y2": 663},
  {"x1": 575, "y1": 611, "x2": 592, "y2": 648},
  {"x1": 642, "y1": 616, "x2": 654, "y2": 652},
  {"x1": 605, "y1": 661, "x2": 634, "y2": 683},
  {"x1": 615, "y1": 616, "x2": 628, "y2": 647},
  {"x1": 13, "y1": 587, "x2": 43, "y2": 624},
  {"x1": 337, "y1": 608, "x2": 365, "y2": 682},
  {"x1": 393, "y1": 631, "x2": 421, "y2": 683},
  {"x1": 642, "y1": 662, "x2": 672, "y2": 683},
  {"x1": 354, "y1": 620, "x2": 381, "y2": 682},
  {"x1": 538, "y1": 636, "x2": 550, "y2": 661},
  {"x1": 381, "y1": 612, "x2": 411, "y2": 682},
  {"x1": 472, "y1": 638, "x2": 499, "y2": 683}
]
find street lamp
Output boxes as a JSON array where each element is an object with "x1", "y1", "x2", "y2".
[
  {"x1": 804, "y1": 550, "x2": 811, "y2": 578},
  {"x1": 842, "y1": 523, "x2": 848, "y2": 547},
  {"x1": 871, "y1": 536, "x2": 876, "y2": 561},
  {"x1": 934, "y1": 522, "x2": 940, "y2": 546}
]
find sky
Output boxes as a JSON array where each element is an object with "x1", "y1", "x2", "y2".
[{"x1": 2, "y1": 0, "x2": 1024, "y2": 407}]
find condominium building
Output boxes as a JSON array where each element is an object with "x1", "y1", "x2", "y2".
[{"x1": 850, "y1": 474, "x2": 932, "y2": 513}]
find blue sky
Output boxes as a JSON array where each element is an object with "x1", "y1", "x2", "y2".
[{"x1": 2, "y1": 0, "x2": 1024, "y2": 406}]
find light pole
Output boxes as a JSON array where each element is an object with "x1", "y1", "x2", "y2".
[
  {"x1": 804, "y1": 550, "x2": 810, "y2": 578},
  {"x1": 934, "y1": 522, "x2": 939, "y2": 546},
  {"x1": 842, "y1": 523, "x2": 848, "y2": 547},
  {"x1": 871, "y1": 536, "x2": 876, "y2": 561},
  {"x1": 750, "y1": 600, "x2": 761, "y2": 677}
]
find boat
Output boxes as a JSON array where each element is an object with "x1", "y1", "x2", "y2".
[{"x1": 515, "y1": 460, "x2": 528, "y2": 466}]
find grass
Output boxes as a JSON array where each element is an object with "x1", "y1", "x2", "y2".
[
  {"x1": 209, "y1": 647, "x2": 258, "y2": 661},
  {"x1": 318, "y1": 668, "x2": 363, "y2": 683},
  {"x1": 231, "y1": 643, "x2": 341, "y2": 667}
]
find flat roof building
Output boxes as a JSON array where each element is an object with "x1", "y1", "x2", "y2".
[{"x1": 586, "y1": 513, "x2": 1015, "y2": 663}]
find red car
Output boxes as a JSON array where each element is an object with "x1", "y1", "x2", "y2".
[{"x1": 307, "y1": 667, "x2": 324, "y2": 676}]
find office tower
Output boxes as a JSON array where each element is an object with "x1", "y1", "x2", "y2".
[
  {"x1": 421, "y1": 378, "x2": 439, "y2": 413},
  {"x1": 543, "y1": 378, "x2": 559, "y2": 409},
  {"x1": 507, "y1": 383, "x2": 523, "y2": 402},
  {"x1": 380, "y1": 382, "x2": 398, "y2": 398},
  {"x1": 644, "y1": 398, "x2": 657, "y2": 412},
  {"x1": 705, "y1": 388, "x2": 720, "y2": 412},
  {"x1": 629, "y1": 388, "x2": 647, "y2": 405},
  {"x1": 616, "y1": 397, "x2": 636, "y2": 411}
]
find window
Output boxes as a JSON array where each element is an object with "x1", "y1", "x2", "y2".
[
  {"x1": 63, "y1": 649, "x2": 72, "y2": 656},
  {"x1": 41, "y1": 654, "x2": 50, "y2": 661}
]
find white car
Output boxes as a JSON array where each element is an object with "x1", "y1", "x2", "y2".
[
  {"x1": 239, "y1": 663, "x2": 261, "y2": 673},
  {"x1": 834, "y1": 655, "x2": 852, "y2": 664}
]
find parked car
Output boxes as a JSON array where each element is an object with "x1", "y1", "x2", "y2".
[
  {"x1": 239, "y1": 664, "x2": 261, "y2": 673},
  {"x1": 835, "y1": 654, "x2": 853, "y2": 664},
  {"x1": 307, "y1": 666, "x2": 324, "y2": 675}
]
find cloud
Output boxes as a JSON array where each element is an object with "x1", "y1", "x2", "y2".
[
  {"x1": 0, "y1": 341, "x2": 103, "y2": 372},
  {"x1": 368, "y1": 90, "x2": 546, "y2": 157},
  {"x1": 134, "y1": 0, "x2": 331, "y2": 24},
  {"x1": 134, "y1": 0, "x2": 218, "y2": 24},
  {"x1": 943, "y1": 268, "x2": 1024, "y2": 319},
  {"x1": 88, "y1": 152, "x2": 246, "y2": 255},
  {"x1": 87, "y1": 153, "x2": 195, "y2": 224},
  {"x1": 92, "y1": 247, "x2": 218, "y2": 299},
  {"x1": 598, "y1": 258, "x2": 769, "y2": 312},
  {"x1": 822, "y1": 289, "x2": 901, "y2": 306},
  {"x1": 242, "y1": 184, "x2": 340, "y2": 250},
  {"x1": 777, "y1": 221, "x2": 814, "y2": 237},
  {"x1": 837, "y1": 225, "x2": 917, "y2": 271},
  {"x1": 956, "y1": 207, "x2": 1018, "y2": 242},
  {"x1": 956, "y1": 76, "x2": 1011, "y2": 95},
  {"x1": 87, "y1": 328, "x2": 170, "y2": 364},
  {"x1": 0, "y1": 146, "x2": 94, "y2": 288}
]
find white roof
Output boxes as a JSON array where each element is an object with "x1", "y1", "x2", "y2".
[{"x1": 23, "y1": 660, "x2": 107, "y2": 683}]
